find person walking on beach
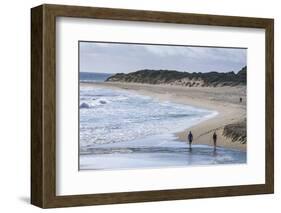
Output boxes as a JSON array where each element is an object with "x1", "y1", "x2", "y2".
[
  {"x1": 213, "y1": 131, "x2": 217, "y2": 151},
  {"x1": 188, "y1": 131, "x2": 193, "y2": 149}
]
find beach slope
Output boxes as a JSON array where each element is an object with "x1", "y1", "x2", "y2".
[{"x1": 82, "y1": 82, "x2": 246, "y2": 151}]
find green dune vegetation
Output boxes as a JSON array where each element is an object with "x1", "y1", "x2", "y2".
[{"x1": 106, "y1": 66, "x2": 246, "y2": 87}]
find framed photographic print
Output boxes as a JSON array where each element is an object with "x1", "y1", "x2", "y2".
[{"x1": 31, "y1": 4, "x2": 274, "y2": 208}]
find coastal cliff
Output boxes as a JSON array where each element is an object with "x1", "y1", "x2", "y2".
[{"x1": 106, "y1": 66, "x2": 246, "y2": 87}]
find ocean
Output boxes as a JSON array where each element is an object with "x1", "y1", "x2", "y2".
[
  {"x1": 79, "y1": 73, "x2": 246, "y2": 170},
  {"x1": 80, "y1": 72, "x2": 113, "y2": 83}
]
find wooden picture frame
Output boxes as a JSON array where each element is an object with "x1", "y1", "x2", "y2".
[{"x1": 31, "y1": 4, "x2": 274, "y2": 208}]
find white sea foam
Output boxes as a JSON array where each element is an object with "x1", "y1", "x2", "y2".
[{"x1": 79, "y1": 87, "x2": 217, "y2": 147}]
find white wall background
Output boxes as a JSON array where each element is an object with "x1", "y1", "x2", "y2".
[{"x1": 0, "y1": 0, "x2": 279, "y2": 212}]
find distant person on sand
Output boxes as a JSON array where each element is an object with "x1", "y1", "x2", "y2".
[
  {"x1": 188, "y1": 131, "x2": 193, "y2": 149},
  {"x1": 240, "y1": 97, "x2": 242, "y2": 103},
  {"x1": 213, "y1": 131, "x2": 217, "y2": 150}
]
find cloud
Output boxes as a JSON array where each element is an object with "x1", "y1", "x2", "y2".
[
  {"x1": 79, "y1": 42, "x2": 246, "y2": 73},
  {"x1": 143, "y1": 45, "x2": 192, "y2": 57}
]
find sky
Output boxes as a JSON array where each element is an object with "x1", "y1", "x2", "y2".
[{"x1": 79, "y1": 42, "x2": 247, "y2": 74}]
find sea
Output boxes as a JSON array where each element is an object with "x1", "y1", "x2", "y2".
[
  {"x1": 80, "y1": 72, "x2": 112, "y2": 83},
  {"x1": 79, "y1": 72, "x2": 246, "y2": 170}
]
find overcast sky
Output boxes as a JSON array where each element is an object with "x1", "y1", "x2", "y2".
[{"x1": 79, "y1": 42, "x2": 246, "y2": 74}]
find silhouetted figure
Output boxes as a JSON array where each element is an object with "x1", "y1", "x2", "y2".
[
  {"x1": 188, "y1": 131, "x2": 193, "y2": 149},
  {"x1": 240, "y1": 97, "x2": 242, "y2": 103},
  {"x1": 213, "y1": 131, "x2": 217, "y2": 151}
]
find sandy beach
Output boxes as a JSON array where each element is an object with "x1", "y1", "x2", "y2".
[{"x1": 81, "y1": 82, "x2": 246, "y2": 151}]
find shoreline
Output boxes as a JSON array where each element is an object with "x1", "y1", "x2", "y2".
[{"x1": 81, "y1": 82, "x2": 247, "y2": 151}]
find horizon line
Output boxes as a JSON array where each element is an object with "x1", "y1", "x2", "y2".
[{"x1": 80, "y1": 66, "x2": 247, "y2": 75}]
